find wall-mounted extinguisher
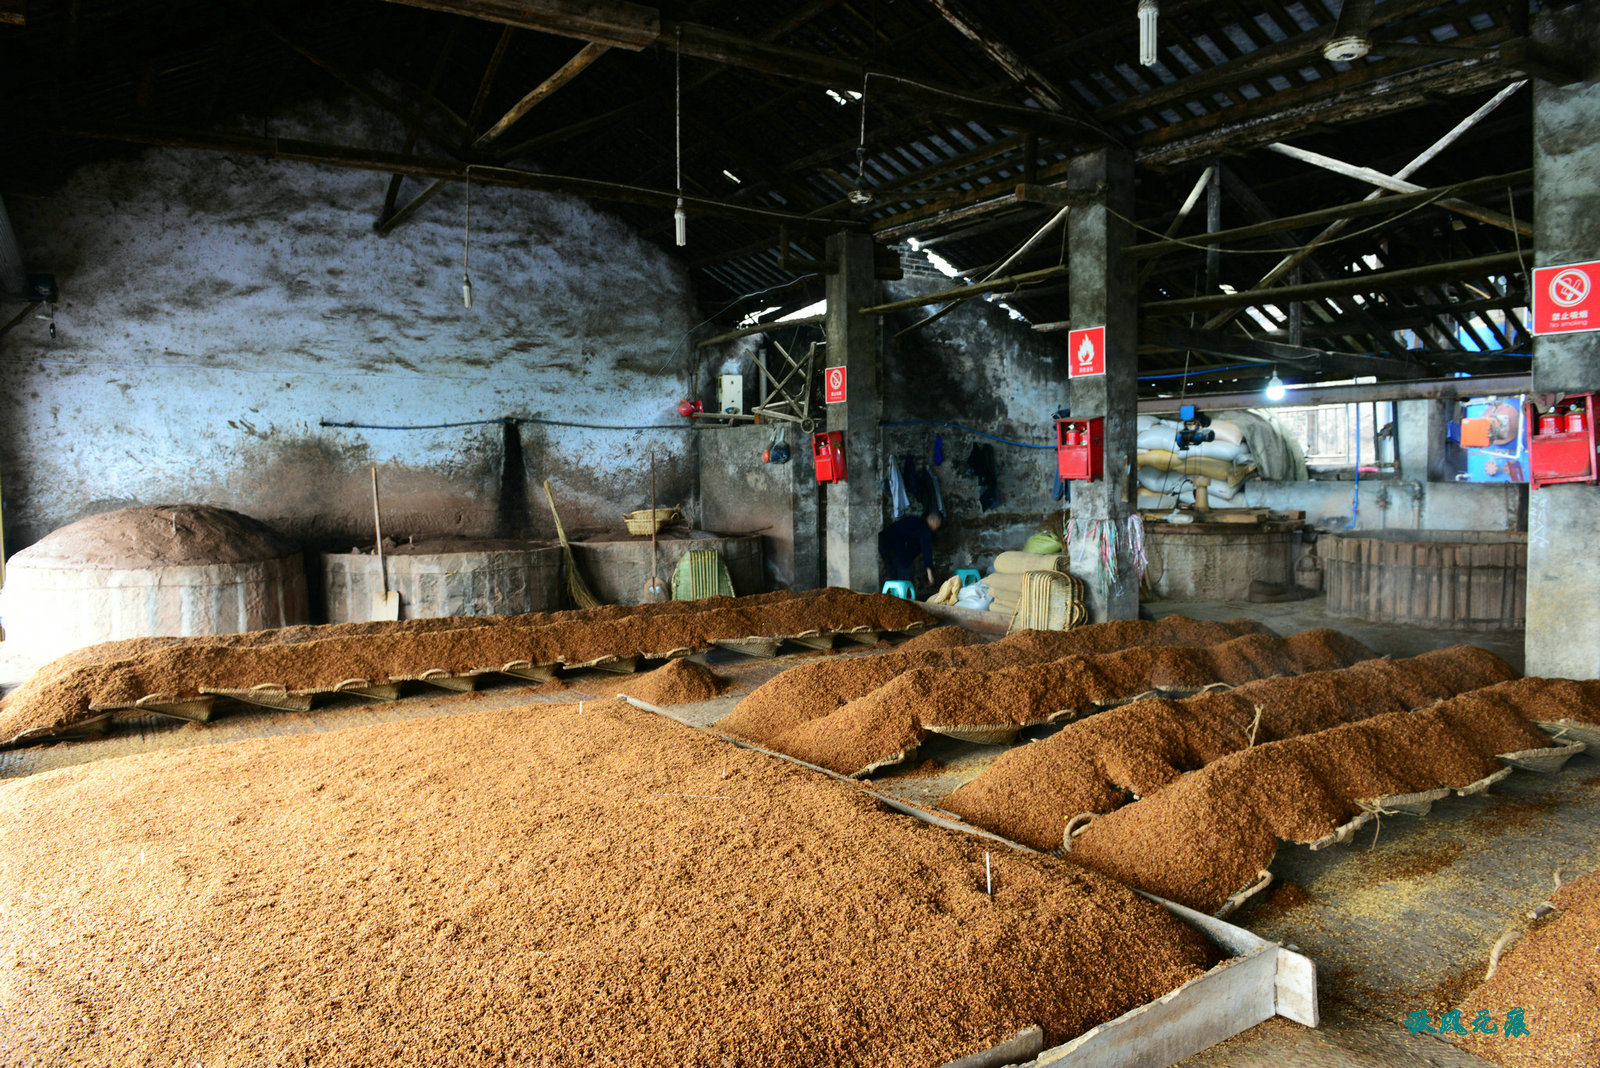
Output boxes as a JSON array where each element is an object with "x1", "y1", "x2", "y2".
[{"x1": 812, "y1": 431, "x2": 846, "y2": 483}]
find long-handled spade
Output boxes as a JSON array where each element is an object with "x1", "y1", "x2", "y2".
[
  {"x1": 644, "y1": 450, "x2": 669, "y2": 603},
  {"x1": 370, "y1": 466, "x2": 401, "y2": 620}
]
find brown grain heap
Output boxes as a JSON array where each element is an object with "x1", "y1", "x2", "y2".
[
  {"x1": 10, "y1": 504, "x2": 298, "y2": 568},
  {"x1": 721, "y1": 629, "x2": 1375, "y2": 778},
  {"x1": 1066, "y1": 677, "x2": 1581, "y2": 913},
  {"x1": 0, "y1": 699, "x2": 1218, "y2": 1068},
  {"x1": 1452, "y1": 869, "x2": 1600, "y2": 1067},
  {"x1": 617, "y1": 659, "x2": 732, "y2": 706},
  {"x1": 0, "y1": 590, "x2": 933, "y2": 746},
  {"x1": 943, "y1": 646, "x2": 1517, "y2": 851},
  {"x1": 720, "y1": 616, "x2": 1273, "y2": 743},
  {"x1": 895, "y1": 625, "x2": 987, "y2": 652}
]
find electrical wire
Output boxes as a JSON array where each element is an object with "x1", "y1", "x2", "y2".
[
  {"x1": 320, "y1": 417, "x2": 697, "y2": 432},
  {"x1": 879, "y1": 419, "x2": 1053, "y2": 449}
]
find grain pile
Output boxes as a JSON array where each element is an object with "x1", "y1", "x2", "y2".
[
  {"x1": 0, "y1": 589, "x2": 931, "y2": 745},
  {"x1": 1066, "y1": 677, "x2": 1581, "y2": 913},
  {"x1": 895, "y1": 625, "x2": 987, "y2": 652},
  {"x1": 8, "y1": 504, "x2": 298, "y2": 568},
  {"x1": 720, "y1": 616, "x2": 1273, "y2": 743},
  {"x1": 943, "y1": 646, "x2": 1517, "y2": 851},
  {"x1": 1453, "y1": 870, "x2": 1600, "y2": 1067},
  {"x1": 617, "y1": 660, "x2": 732, "y2": 705},
  {"x1": 0, "y1": 700, "x2": 1218, "y2": 1067},
  {"x1": 722, "y1": 629, "x2": 1374, "y2": 778}
]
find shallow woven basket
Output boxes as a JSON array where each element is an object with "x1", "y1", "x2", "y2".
[{"x1": 623, "y1": 507, "x2": 683, "y2": 536}]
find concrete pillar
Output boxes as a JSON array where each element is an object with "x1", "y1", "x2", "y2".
[
  {"x1": 1064, "y1": 148, "x2": 1140, "y2": 620},
  {"x1": 1395, "y1": 399, "x2": 1446, "y2": 482},
  {"x1": 1526, "y1": 4, "x2": 1600, "y2": 679},
  {"x1": 823, "y1": 230, "x2": 881, "y2": 591}
]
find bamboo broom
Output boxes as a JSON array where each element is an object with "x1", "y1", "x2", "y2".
[{"x1": 542, "y1": 479, "x2": 601, "y2": 609}]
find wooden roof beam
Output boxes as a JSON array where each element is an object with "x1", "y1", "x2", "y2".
[{"x1": 56, "y1": 121, "x2": 860, "y2": 232}]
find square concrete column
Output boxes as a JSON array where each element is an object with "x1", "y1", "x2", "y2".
[
  {"x1": 1064, "y1": 148, "x2": 1140, "y2": 620},
  {"x1": 1526, "y1": 4, "x2": 1600, "y2": 679},
  {"x1": 823, "y1": 230, "x2": 882, "y2": 591}
]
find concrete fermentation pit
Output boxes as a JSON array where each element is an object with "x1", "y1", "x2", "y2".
[
  {"x1": 1322, "y1": 530, "x2": 1526, "y2": 630},
  {"x1": 0, "y1": 505, "x2": 308, "y2": 660},
  {"x1": 321, "y1": 539, "x2": 563, "y2": 623},
  {"x1": 1142, "y1": 522, "x2": 1296, "y2": 602},
  {"x1": 569, "y1": 530, "x2": 763, "y2": 605}
]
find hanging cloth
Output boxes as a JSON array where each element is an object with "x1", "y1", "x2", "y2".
[{"x1": 886, "y1": 462, "x2": 912, "y2": 518}]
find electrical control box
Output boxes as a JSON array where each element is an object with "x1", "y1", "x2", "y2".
[
  {"x1": 812, "y1": 431, "x2": 846, "y2": 483},
  {"x1": 1055, "y1": 417, "x2": 1103, "y2": 481},
  {"x1": 1525, "y1": 392, "x2": 1598, "y2": 489},
  {"x1": 719, "y1": 374, "x2": 744, "y2": 415}
]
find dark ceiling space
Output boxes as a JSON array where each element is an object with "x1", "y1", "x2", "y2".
[{"x1": 0, "y1": 0, "x2": 1556, "y2": 395}]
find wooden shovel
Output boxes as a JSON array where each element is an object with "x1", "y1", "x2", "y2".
[
  {"x1": 645, "y1": 450, "x2": 669, "y2": 603},
  {"x1": 370, "y1": 466, "x2": 401, "y2": 620}
]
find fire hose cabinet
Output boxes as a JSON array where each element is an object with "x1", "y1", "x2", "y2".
[
  {"x1": 1525, "y1": 392, "x2": 1598, "y2": 489},
  {"x1": 812, "y1": 431, "x2": 846, "y2": 483},
  {"x1": 1055, "y1": 417, "x2": 1103, "y2": 481}
]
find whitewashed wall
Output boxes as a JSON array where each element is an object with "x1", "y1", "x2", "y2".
[{"x1": 0, "y1": 97, "x2": 698, "y2": 552}]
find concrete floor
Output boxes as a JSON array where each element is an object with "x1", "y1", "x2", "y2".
[{"x1": 0, "y1": 598, "x2": 1582, "y2": 1068}]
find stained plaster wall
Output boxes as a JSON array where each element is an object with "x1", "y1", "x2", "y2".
[
  {"x1": 0, "y1": 96, "x2": 698, "y2": 561},
  {"x1": 879, "y1": 265, "x2": 1071, "y2": 575}
]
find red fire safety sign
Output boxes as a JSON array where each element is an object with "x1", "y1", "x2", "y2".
[
  {"x1": 1533, "y1": 260, "x2": 1600, "y2": 335},
  {"x1": 824, "y1": 365, "x2": 847, "y2": 404},
  {"x1": 1067, "y1": 325, "x2": 1106, "y2": 378}
]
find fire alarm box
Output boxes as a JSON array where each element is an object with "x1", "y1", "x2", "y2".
[
  {"x1": 812, "y1": 431, "x2": 846, "y2": 483},
  {"x1": 1525, "y1": 392, "x2": 1598, "y2": 489},
  {"x1": 1055, "y1": 417, "x2": 1103, "y2": 481}
]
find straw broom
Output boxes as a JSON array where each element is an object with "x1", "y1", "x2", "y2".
[{"x1": 542, "y1": 479, "x2": 601, "y2": 609}]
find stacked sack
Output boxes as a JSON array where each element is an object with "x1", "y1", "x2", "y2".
[
  {"x1": 981, "y1": 549, "x2": 1072, "y2": 622},
  {"x1": 1135, "y1": 414, "x2": 1257, "y2": 509}
]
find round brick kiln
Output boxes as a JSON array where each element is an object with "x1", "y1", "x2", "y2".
[{"x1": 0, "y1": 504, "x2": 309, "y2": 659}]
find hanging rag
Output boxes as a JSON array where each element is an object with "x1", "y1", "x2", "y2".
[
  {"x1": 933, "y1": 433, "x2": 945, "y2": 466},
  {"x1": 886, "y1": 462, "x2": 912, "y2": 518},
  {"x1": 923, "y1": 462, "x2": 946, "y2": 517},
  {"x1": 964, "y1": 443, "x2": 999, "y2": 511}
]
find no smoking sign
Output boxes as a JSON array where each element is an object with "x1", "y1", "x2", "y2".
[
  {"x1": 824, "y1": 365, "x2": 847, "y2": 404},
  {"x1": 1533, "y1": 260, "x2": 1600, "y2": 335}
]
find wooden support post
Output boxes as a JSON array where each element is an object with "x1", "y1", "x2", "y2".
[
  {"x1": 1064, "y1": 148, "x2": 1139, "y2": 622},
  {"x1": 824, "y1": 231, "x2": 882, "y2": 592}
]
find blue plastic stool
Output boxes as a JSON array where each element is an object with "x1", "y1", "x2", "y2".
[
  {"x1": 881, "y1": 580, "x2": 916, "y2": 600},
  {"x1": 954, "y1": 568, "x2": 981, "y2": 588}
]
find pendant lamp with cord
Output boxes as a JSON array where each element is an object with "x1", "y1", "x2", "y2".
[
  {"x1": 674, "y1": 29, "x2": 687, "y2": 246},
  {"x1": 461, "y1": 166, "x2": 474, "y2": 309}
]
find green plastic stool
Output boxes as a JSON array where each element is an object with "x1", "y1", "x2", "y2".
[
  {"x1": 881, "y1": 580, "x2": 915, "y2": 600},
  {"x1": 954, "y1": 568, "x2": 981, "y2": 588}
]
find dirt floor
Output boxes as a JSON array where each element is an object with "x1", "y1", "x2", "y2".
[{"x1": 0, "y1": 596, "x2": 1574, "y2": 1068}]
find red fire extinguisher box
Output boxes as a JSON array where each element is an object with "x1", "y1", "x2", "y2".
[
  {"x1": 1524, "y1": 392, "x2": 1598, "y2": 489},
  {"x1": 812, "y1": 431, "x2": 846, "y2": 483},
  {"x1": 1055, "y1": 418, "x2": 1103, "y2": 480}
]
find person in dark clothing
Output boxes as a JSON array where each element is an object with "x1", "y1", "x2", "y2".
[{"x1": 878, "y1": 512, "x2": 941, "y2": 587}]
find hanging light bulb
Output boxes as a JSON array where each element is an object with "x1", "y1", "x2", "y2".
[
  {"x1": 847, "y1": 74, "x2": 873, "y2": 206},
  {"x1": 673, "y1": 28, "x2": 687, "y2": 246},
  {"x1": 461, "y1": 168, "x2": 474, "y2": 309},
  {"x1": 1265, "y1": 368, "x2": 1287, "y2": 402},
  {"x1": 1138, "y1": 0, "x2": 1160, "y2": 66}
]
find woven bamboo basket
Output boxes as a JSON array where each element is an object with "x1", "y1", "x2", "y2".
[{"x1": 623, "y1": 506, "x2": 683, "y2": 536}]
